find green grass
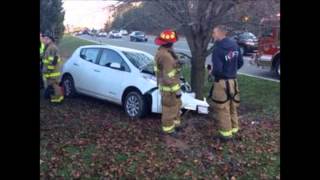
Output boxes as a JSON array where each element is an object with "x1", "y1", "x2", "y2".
[
  {"x1": 115, "y1": 153, "x2": 129, "y2": 162},
  {"x1": 82, "y1": 144, "x2": 96, "y2": 166},
  {"x1": 43, "y1": 35, "x2": 281, "y2": 179},
  {"x1": 58, "y1": 35, "x2": 97, "y2": 60},
  {"x1": 58, "y1": 35, "x2": 279, "y2": 118},
  {"x1": 181, "y1": 65, "x2": 280, "y2": 118}
]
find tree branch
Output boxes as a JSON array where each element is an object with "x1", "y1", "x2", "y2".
[
  {"x1": 153, "y1": 0, "x2": 187, "y2": 25},
  {"x1": 205, "y1": 43, "x2": 216, "y2": 57}
]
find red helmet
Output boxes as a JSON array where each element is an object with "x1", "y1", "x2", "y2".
[{"x1": 155, "y1": 29, "x2": 178, "y2": 45}]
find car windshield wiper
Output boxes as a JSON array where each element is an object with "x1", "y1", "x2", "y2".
[{"x1": 139, "y1": 61, "x2": 153, "y2": 71}]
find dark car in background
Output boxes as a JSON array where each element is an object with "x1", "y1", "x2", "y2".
[
  {"x1": 129, "y1": 31, "x2": 148, "y2": 42},
  {"x1": 232, "y1": 32, "x2": 258, "y2": 55}
]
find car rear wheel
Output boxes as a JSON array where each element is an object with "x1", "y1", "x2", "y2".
[
  {"x1": 62, "y1": 75, "x2": 77, "y2": 97},
  {"x1": 124, "y1": 91, "x2": 147, "y2": 118},
  {"x1": 275, "y1": 59, "x2": 280, "y2": 77}
]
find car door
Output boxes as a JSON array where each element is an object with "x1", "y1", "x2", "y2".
[
  {"x1": 92, "y1": 48, "x2": 131, "y2": 103},
  {"x1": 72, "y1": 47, "x2": 101, "y2": 93}
]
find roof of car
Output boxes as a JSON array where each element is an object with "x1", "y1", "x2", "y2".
[{"x1": 79, "y1": 44, "x2": 149, "y2": 54}]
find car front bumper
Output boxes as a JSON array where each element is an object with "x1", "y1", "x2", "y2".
[
  {"x1": 149, "y1": 89, "x2": 209, "y2": 114},
  {"x1": 135, "y1": 37, "x2": 147, "y2": 41}
]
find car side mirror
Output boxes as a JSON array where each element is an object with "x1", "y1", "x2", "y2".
[{"x1": 110, "y1": 62, "x2": 121, "y2": 70}]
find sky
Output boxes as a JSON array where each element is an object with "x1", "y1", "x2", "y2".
[{"x1": 63, "y1": 0, "x2": 119, "y2": 29}]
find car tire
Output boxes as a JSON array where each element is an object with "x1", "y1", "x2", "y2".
[
  {"x1": 275, "y1": 58, "x2": 280, "y2": 78},
  {"x1": 124, "y1": 91, "x2": 147, "y2": 118},
  {"x1": 130, "y1": 37, "x2": 133, "y2": 41},
  {"x1": 62, "y1": 75, "x2": 77, "y2": 98},
  {"x1": 240, "y1": 46, "x2": 245, "y2": 56}
]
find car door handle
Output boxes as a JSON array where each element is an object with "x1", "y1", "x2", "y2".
[
  {"x1": 94, "y1": 69, "x2": 100, "y2": 72},
  {"x1": 73, "y1": 63, "x2": 79, "y2": 66}
]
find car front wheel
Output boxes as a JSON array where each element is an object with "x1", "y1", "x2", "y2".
[
  {"x1": 124, "y1": 91, "x2": 147, "y2": 118},
  {"x1": 240, "y1": 46, "x2": 245, "y2": 56}
]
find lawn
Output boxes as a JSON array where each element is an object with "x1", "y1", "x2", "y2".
[{"x1": 40, "y1": 35, "x2": 280, "y2": 179}]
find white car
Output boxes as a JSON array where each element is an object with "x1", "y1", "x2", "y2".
[
  {"x1": 108, "y1": 30, "x2": 122, "y2": 38},
  {"x1": 60, "y1": 45, "x2": 209, "y2": 118},
  {"x1": 97, "y1": 32, "x2": 108, "y2": 37},
  {"x1": 120, "y1": 29, "x2": 128, "y2": 36}
]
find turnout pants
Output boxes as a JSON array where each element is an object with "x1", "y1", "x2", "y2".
[
  {"x1": 44, "y1": 76, "x2": 64, "y2": 103},
  {"x1": 161, "y1": 91, "x2": 182, "y2": 133},
  {"x1": 209, "y1": 79, "x2": 240, "y2": 137}
]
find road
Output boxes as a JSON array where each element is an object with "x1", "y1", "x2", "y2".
[{"x1": 76, "y1": 34, "x2": 279, "y2": 82}]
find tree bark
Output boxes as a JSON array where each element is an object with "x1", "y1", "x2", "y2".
[
  {"x1": 190, "y1": 53, "x2": 206, "y2": 99},
  {"x1": 184, "y1": 25, "x2": 211, "y2": 99}
]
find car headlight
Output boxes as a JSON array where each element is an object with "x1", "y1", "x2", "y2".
[{"x1": 142, "y1": 75, "x2": 157, "y2": 82}]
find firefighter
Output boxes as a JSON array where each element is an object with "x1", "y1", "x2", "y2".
[
  {"x1": 42, "y1": 31, "x2": 64, "y2": 103},
  {"x1": 154, "y1": 29, "x2": 183, "y2": 136},
  {"x1": 209, "y1": 25, "x2": 244, "y2": 142},
  {"x1": 40, "y1": 33, "x2": 46, "y2": 89}
]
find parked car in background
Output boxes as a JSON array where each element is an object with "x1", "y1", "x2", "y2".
[
  {"x1": 129, "y1": 31, "x2": 148, "y2": 42},
  {"x1": 109, "y1": 30, "x2": 122, "y2": 38},
  {"x1": 60, "y1": 45, "x2": 209, "y2": 118},
  {"x1": 73, "y1": 31, "x2": 82, "y2": 36},
  {"x1": 120, "y1": 29, "x2": 128, "y2": 36},
  {"x1": 232, "y1": 32, "x2": 258, "y2": 55},
  {"x1": 88, "y1": 29, "x2": 98, "y2": 36},
  {"x1": 82, "y1": 30, "x2": 90, "y2": 35},
  {"x1": 97, "y1": 32, "x2": 108, "y2": 37}
]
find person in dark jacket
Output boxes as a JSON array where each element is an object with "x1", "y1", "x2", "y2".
[{"x1": 209, "y1": 25, "x2": 243, "y2": 142}]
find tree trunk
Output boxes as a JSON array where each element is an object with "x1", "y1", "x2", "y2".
[
  {"x1": 184, "y1": 27, "x2": 210, "y2": 100},
  {"x1": 191, "y1": 54, "x2": 206, "y2": 99}
]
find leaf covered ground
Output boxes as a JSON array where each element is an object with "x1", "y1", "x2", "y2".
[
  {"x1": 40, "y1": 93, "x2": 279, "y2": 179},
  {"x1": 39, "y1": 35, "x2": 280, "y2": 179}
]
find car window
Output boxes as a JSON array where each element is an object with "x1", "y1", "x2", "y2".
[
  {"x1": 122, "y1": 51, "x2": 153, "y2": 70},
  {"x1": 136, "y1": 32, "x2": 144, "y2": 35},
  {"x1": 98, "y1": 49, "x2": 130, "y2": 72},
  {"x1": 80, "y1": 48, "x2": 100, "y2": 63},
  {"x1": 240, "y1": 33, "x2": 256, "y2": 40}
]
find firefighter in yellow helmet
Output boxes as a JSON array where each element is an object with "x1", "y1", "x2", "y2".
[
  {"x1": 42, "y1": 32, "x2": 64, "y2": 103},
  {"x1": 154, "y1": 29, "x2": 183, "y2": 136}
]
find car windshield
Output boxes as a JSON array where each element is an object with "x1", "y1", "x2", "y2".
[
  {"x1": 240, "y1": 33, "x2": 257, "y2": 40},
  {"x1": 122, "y1": 51, "x2": 154, "y2": 73},
  {"x1": 135, "y1": 32, "x2": 145, "y2": 36}
]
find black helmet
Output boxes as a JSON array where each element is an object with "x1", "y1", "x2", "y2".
[{"x1": 43, "y1": 31, "x2": 56, "y2": 41}]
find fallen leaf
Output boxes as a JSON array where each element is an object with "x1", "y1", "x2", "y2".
[{"x1": 184, "y1": 170, "x2": 192, "y2": 176}]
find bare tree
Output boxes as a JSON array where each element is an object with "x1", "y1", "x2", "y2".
[{"x1": 111, "y1": 0, "x2": 279, "y2": 99}]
